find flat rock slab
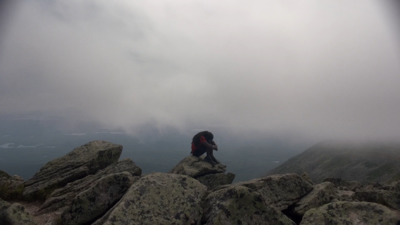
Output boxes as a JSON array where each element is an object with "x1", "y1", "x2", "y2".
[
  {"x1": 300, "y1": 201, "x2": 400, "y2": 225},
  {"x1": 202, "y1": 185, "x2": 296, "y2": 225},
  {"x1": 237, "y1": 173, "x2": 313, "y2": 211},
  {"x1": 39, "y1": 158, "x2": 141, "y2": 214},
  {"x1": 170, "y1": 156, "x2": 234, "y2": 188},
  {"x1": 23, "y1": 140, "x2": 123, "y2": 200},
  {"x1": 170, "y1": 156, "x2": 226, "y2": 178},
  {"x1": 197, "y1": 172, "x2": 235, "y2": 189}
]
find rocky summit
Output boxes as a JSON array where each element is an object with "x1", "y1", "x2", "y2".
[
  {"x1": 1, "y1": 140, "x2": 400, "y2": 225},
  {"x1": 170, "y1": 155, "x2": 235, "y2": 188}
]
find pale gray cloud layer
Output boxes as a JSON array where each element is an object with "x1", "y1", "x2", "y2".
[{"x1": 1, "y1": 0, "x2": 400, "y2": 141}]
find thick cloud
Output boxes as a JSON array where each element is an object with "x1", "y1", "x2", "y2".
[{"x1": 1, "y1": 0, "x2": 400, "y2": 141}]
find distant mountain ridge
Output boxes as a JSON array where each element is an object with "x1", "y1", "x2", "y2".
[{"x1": 269, "y1": 141, "x2": 400, "y2": 183}]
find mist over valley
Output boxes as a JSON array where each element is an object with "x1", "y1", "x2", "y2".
[{"x1": 0, "y1": 114, "x2": 308, "y2": 182}]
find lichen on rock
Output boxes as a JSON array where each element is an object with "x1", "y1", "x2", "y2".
[
  {"x1": 61, "y1": 171, "x2": 137, "y2": 225},
  {"x1": 301, "y1": 201, "x2": 400, "y2": 225},
  {"x1": 23, "y1": 140, "x2": 123, "y2": 201},
  {"x1": 294, "y1": 181, "x2": 336, "y2": 216},
  {"x1": 0, "y1": 198, "x2": 36, "y2": 225},
  {"x1": 237, "y1": 173, "x2": 313, "y2": 211},
  {"x1": 94, "y1": 172, "x2": 207, "y2": 225},
  {"x1": 0, "y1": 170, "x2": 24, "y2": 201},
  {"x1": 170, "y1": 156, "x2": 235, "y2": 188},
  {"x1": 202, "y1": 185, "x2": 296, "y2": 225}
]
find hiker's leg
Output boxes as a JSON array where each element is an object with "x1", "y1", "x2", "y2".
[
  {"x1": 206, "y1": 148, "x2": 220, "y2": 164},
  {"x1": 205, "y1": 148, "x2": 216, "y2": 166},
  {"x1": 192, "y1": 148, "x2": 206, "y2": 157}
]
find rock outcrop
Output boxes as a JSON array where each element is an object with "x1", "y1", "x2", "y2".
[
  {"x1": 93, "y1": 172, "x2": 208, "y2": 225},
  {"x1": 353, "y1": 183, "x2": 400, "y2": 211},
  {"x1": 39, "y1": 159, "x2": 141, "y2": 214},
  {"x1": 237, "y1": 174, "x2": 313, "y2": 211},
  {"x1": 61, "y1": 172, "x2": 137, "y2": 225},
  {"x1": 23, "y1": 140, "x2": 123, "y2": 201},
  {"x1": 301, "y1": 201, "x2": 399, "y2": 225},
  {"x1": 0, "y1": 198, "x2": 35, "y2": 225},
  {"x1": 293, "y1": 182, "x2": 336, "y2": 216},
  {"x1": 170, "y1": 156, "x2": 235, "y2": 188},
  {"x1": 0, "y1": 170, "x2": 24, "y2": 201},
  {"x1": 202, "y1": 185, "x2": 296, "y2": 225},
  {"x1": 2, "y1": 140, "x2": 400, "y2": 225}
]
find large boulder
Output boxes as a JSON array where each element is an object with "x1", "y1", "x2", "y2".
[
  {"x1": 170, "y1": 156, "x2": 235, "y2": 188},
  {"x1": 39, "y1": 158, "x2": 141, "y2": 214},
  {"x1": 93, "y1": 172, "x2": 207, "y2": 225},
  {"x1": 294, "y1": 182, "x2": 336, "y2": 216},
  {"x1": 237, "y1": 173, "x2": 313, "y2": 211},
  {"x1": 354, "y1": 184, "x2": 400, "y2": 211},
  {"x1": 202, "y1": 185, "x2": 296, "y2": 225},
  {"x1": 0, "y1": 170, "x2": 24, "y2": 201},
  {"x1": 323, "y1": 177, "x2": 362, "y2": 191},
  {"x1": 197, "y1": 173, "x2": 235, "y2": 189},
  {"x1": 23, "y1": 140, "x2": 123, "y2": 200},
  {"x1": 300, "y1": 201, "x2": 400, "y2": 225},
  {"x1": 0, "y1": 198, "x2": 36, "y2": 225},
  {"x1": 61, "y1": 172, "x2": 138, "y2": 225}
]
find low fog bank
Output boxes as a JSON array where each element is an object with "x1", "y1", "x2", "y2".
[
  {"x1": 0, "y1": 113, "x2": 311, "y2": 181},
  {"x1": 1, "y1": 113, "x2": 399, "y2": 182}
]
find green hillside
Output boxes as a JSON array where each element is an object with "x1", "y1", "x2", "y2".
[{"x1": 269, "y1": 141, "x2": 400, "y2": 183}]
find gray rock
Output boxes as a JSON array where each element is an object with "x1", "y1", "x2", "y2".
[
  {"x1": 237, "y1": 173, "x2": 313, "y2": 211},
  {"x1": 98, "y1": 158, "x2": 142, "y2": 176},
  {"x1": 94, "y1": 172, "x2": 207, "y2": 225},
  {"x1": 23, "y1": 140, "x2": 123, "y2": 200},
  {"x1": 300, "y1": 201, "x2": 400, "y2": 225},
  {"x1": 202, "y1": 185, "x2": 295, "y2": 225},
  {"x1": 0, "y1": 198, "x2": 36, "y2": 225},
  {"x1": 197, "y1": 172, "x2": 235, "y2": 189},
  {"x1": 0, "y1": 170, "x2": 24, "y2": 201},
  {"x1": 294, "y1": 182, "x2": 336, "y2": 216},
  {"x1": 170, "y1": 156, "x2": 235, "y2": 188},
  {"x1": 323, "y1": 177, "x2": 362, "y2": 191},
  {"x1": 391, "y1": 180, "x2": 400, "y2": 192},
  {"x1": 39, "y1": 158, "x2": 141, "y2": 214},
  {"x1": 335, "y1": 190, "x2": 355, "y2": 202},
  {"x1": 354, "y1": 187, "x2": 400, "y2": 211},
  {"x1": 61, "y1": 172, "x2": 137, "y2": 225},
  {"x1": 170, "y1": 156, "x2": 226, "y2": 177}
]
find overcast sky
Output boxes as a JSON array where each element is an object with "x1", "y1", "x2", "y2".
[{"x1": 1, "y1": 0, "x2": 400, "y2": 142}]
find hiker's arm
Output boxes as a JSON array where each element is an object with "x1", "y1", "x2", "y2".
[
  {"x1": 201, "y1": 141, "x2": 215, "y2": 149},
  {"x1": 199, "y1": 139, "x2": 217, "y2": 150},
  {"x1": 199, "y1": 136, "x2": 218, "y2": 150}
]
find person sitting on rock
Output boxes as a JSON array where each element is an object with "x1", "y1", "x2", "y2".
[{"x1": 191, "y1": 131, "x2": 220, "y2": 165}]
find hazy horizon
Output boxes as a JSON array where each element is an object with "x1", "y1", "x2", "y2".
[
  {"x1": 1, "y1": 112, "x2": 400, "y2": 182},
  {"x1": 0, "y1": 113, "x2": 311, "y2": 182}
]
